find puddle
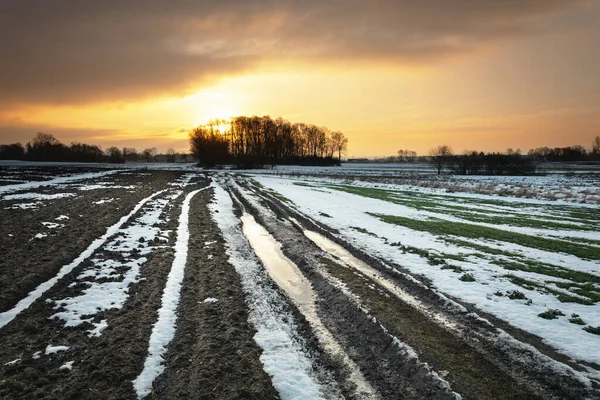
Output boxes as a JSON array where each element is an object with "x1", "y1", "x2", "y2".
[
  {"x1": 290, "y1": 218, "x2": 460, "y2": 333},
  {"x1": 241, "y1": 212, "x2": 379, "y2": 399}
]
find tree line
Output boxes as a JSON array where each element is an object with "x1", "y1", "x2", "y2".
[
  {"x1": 429, "y1": 135, "x2": 600, "y2": 175},
  {"x1": 190, "y1": 116, "x2": 348, "y2": 168},
  {"x1": 0, "y1": 132, "x2": 191, "y2": 163}
]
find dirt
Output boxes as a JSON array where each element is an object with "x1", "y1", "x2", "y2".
[
  {"x1": 1, "y1": 166, "x2": 598, "y2": 399},
  {"x1": 0, "y1": 170, "x2": 183, "y2": 312}
]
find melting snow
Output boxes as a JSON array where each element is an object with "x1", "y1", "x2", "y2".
[
  {"x1": 132, "y1": 187, "x2": 207, "y2": 399},
  {"x1": 59, "y1": 361, "x2": 74, "y2": 371},
  {"x1": 45, "y1": 345, "x2": 69, "y2": 355},
  {"x1": 202, "y1": 297, "x2": 218, "y2": 303},
  {"x1": 0, "y1": 189, "x2": 166, "y2": 329},
  {"x1": 50, "y1": 191, "x2": 177, "y2": 334},
  {"x1": 207, "y1": 181, "x2": 338, "y2": 400}
]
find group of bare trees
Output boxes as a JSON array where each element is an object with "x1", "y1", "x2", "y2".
[
  {"x1": 427, "y1": 135, "x2": 600, "y2": 175},
  {"x1": 190, "y1": 116, "x2": 348, "y2": 168},
  {"x1": 428, "y1": 145, "x2": 537, "y2": 175},
  {"x1": 528, "y1": 137, "x2": 600, "y2": 162},
  {"x1": 0, "y1": 133, "x2": 188, "y2": 163}
]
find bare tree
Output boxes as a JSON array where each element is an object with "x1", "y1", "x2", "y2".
[
  {"x1": 330, "y1": 131, "x2": 348, "y2": 161},
  {"x1": 106, "y1": 147, "x2": 124, "y2": 163},
  {"x1": 428, "y1": 145, "x2": 453, "y2": 175},
  {"x1": 122, "y1": 147, "x2": 139, "y2": 162},
  {"x1": 592, "y1": 135, "x2": 600, "y2": 155},
  {"x1": 142, "y1": 147, "x2": 157, "y2": 162},
  {"x1": 166, "y1": 148, "x2": 177, "y2": 162}
]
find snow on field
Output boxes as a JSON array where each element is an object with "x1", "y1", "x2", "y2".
[
  {"x1": 93, "y1": 198, "x2": 116, "y2": 205},
  {"x1": 50, "y1": 189, "x2": 178, "y2": 335},
  {"x1": 209, "y1": 181, "x2": 341, "y2": 400},
  {"x1": 0, "y1": 170, "x2": 120, "y2": 194},
  {"x1": 59, "y1": 361, "x2": 74, "y2": 371},
  {"x1": 133, "y1": 187, "x2": 207, "y2": 399},
  {"x1": 45, "y1": 345, "x2": 70, "y2": 355},
  {"x1": 0, "y1": 189, "x2": 166, "y2": 329},
  {"x1": 242, "y1": 163, "x2": 600, "y2": 204},
  {"x1": 3, "y1": 192, "x2": 75, "y2": 201},
  {"x1": 251, "y1": 174, "x2": 600, "y2": 365}
]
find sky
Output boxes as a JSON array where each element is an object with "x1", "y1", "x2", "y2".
[{"x1": 1, "y1": 0, "x2": 600, "y2": 157}]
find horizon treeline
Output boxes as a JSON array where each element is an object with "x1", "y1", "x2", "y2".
[
  {"x1": 190, "y1": 116, "x2": 348, "y2": 168},
  {"x1": 427, "y1": 135, "x2": 600, "y2": 175},
  {"x1": 0, "y1": 132, "x2": 190, "y2": 163}
]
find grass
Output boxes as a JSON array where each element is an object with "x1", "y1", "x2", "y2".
[
  {"x1": 293, "y1": 182, "x2": 314, "y2": 188},
  {"x1": 370, "y1": 213, "x2": 600, "y2": 261},
  {"x1": 507, "y1": 290, "x2": 528, "y2": 300},
  {"x1": 444, "y1": 238, "x2": 515, "y2": 257},
  {"x1": 330, "y1": 184, "x2": 600, "y2": 231},
  {"x1": 584, "y1": 326, "x2": 600, "y2": 335},
  {"x1": 492, "y1": 259, "x2": 600, "y2": 286},
  {"x1": 460, "y1": 273, "x2": 476, "y2": 282},
  {"x1": 569, "y1": 314, "x2": 586, "y2": 325},
  {"x1": 538, "y1": 309, "x2": 565, "y2": 320},
  {"x1": 505, "y1": 274, "x2": 595, "y2": 305}
]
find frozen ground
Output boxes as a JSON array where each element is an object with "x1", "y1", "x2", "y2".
[{"x1": 1, "y1": 163, "x2": 598, "y2": 399}]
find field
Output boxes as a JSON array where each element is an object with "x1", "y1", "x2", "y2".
[{"x1": 1, "y1": 162, "x2": 599, "y2": 399}]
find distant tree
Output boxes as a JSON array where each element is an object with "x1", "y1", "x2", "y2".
[
  {"x1": 189, "y1": 126, "x2": 229, "y2": 168},
  {"x1": 0, "y1": 143, "x2": 25, "y2": 160},
  {"x1": 166, "y1": 148, "x2": 177, "y2": 162},
  {"x1": 397, "y1": 149, "x2": 417, "y2": 162},
  {"x1": 330, "y1": 131, "x2": 348, "y2": 161},
  {"x1": 27, "y1": 132, "x2": 67, "y2": 161},
  {"x1": 592, "y1": 135, "x2": 600, "y2": 156},
  {"x1": 142, "y1": 147, "x2": 157, "y2": 162},
  {"x1": 122, "y1": 147, "x2": 139, "y2": 162},
  {"x1": 428, "y1": 145, "x2": 453, "y2": 175},
  {"x1": 69, "y1": 142, "x2": 104, "y2": 162},
  {"x1": 106, "y1": 147, "x2": 124, "y2": 163}
]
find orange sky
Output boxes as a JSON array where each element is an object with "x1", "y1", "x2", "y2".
[{"x1": 1, "y1": 1, "x2": 599, "y2": 157}]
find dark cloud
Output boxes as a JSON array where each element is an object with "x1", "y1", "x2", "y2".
[{"x1": 0, "y1": 0, "x2": 592, "y2": 105}]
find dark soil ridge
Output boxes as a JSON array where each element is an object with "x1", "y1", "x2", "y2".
[
  {"x1": 151, "y1": 188, "x2": 279, "y2": 399},
  {"x1": 0, "y1": 176, "x2": 207, "y2": 399},
  {"x1": 0, "y1": 170, "x2": 186, "y2": 312},
  {"x1": 236, "y1": 176, "x2": 599, "y2": 399},
  {"x1": 230, "y1": 181, "x2": 459, "y2": 399}
]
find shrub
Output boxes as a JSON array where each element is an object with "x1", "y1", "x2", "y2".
[{"x1": 538, "y1": 309, "x2": 565, "y2": 320}]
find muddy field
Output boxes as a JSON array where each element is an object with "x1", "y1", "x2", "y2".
[{"x1": 1, "y1": 165, "x2": 599, "y2": 399}]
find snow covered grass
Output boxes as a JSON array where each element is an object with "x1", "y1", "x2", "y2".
[
  {"x1": 249, "y1": 174, "x2": 600, "y2": 366},
  {"x1": 133, "y1": 187, "x2": 207, "y2": 399}
]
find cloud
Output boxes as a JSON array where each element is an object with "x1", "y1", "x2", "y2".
[{"x1": 0, "y1": 0, "x2": 592, "y2": 105}]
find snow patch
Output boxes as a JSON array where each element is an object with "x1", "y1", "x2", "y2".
[
  {"x1": 132, "y1": 187, "x2": 208, "y2": 399},
  {"x1": 0, "y1": 189, "x2": 166, "y2": 329},
  {"x1": 45, "y1": 345, "x2": 69, "y2": 355},
  {"x1": 202, "y1": 297, "x2": 218, "y2": 303},
  {"x1": 59, "y1": 361, "x2": 74, "y2": 371}
]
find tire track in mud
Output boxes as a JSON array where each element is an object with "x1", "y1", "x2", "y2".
[
  {"x1": 231, "y1": 175, "x2": 599, "y2": 399},
  {"x1": 0, "y1": 174, "x2": 208, "y2": 399},
  {"x1": 151, "y1": 188, "x2": 278, "y2": 399},
  {"x1": 229, "y1": 179, "x2": 460, "y2": 399},
  {"x1": 208, "y1": 180, "x2": 344, "y2": 400}
]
